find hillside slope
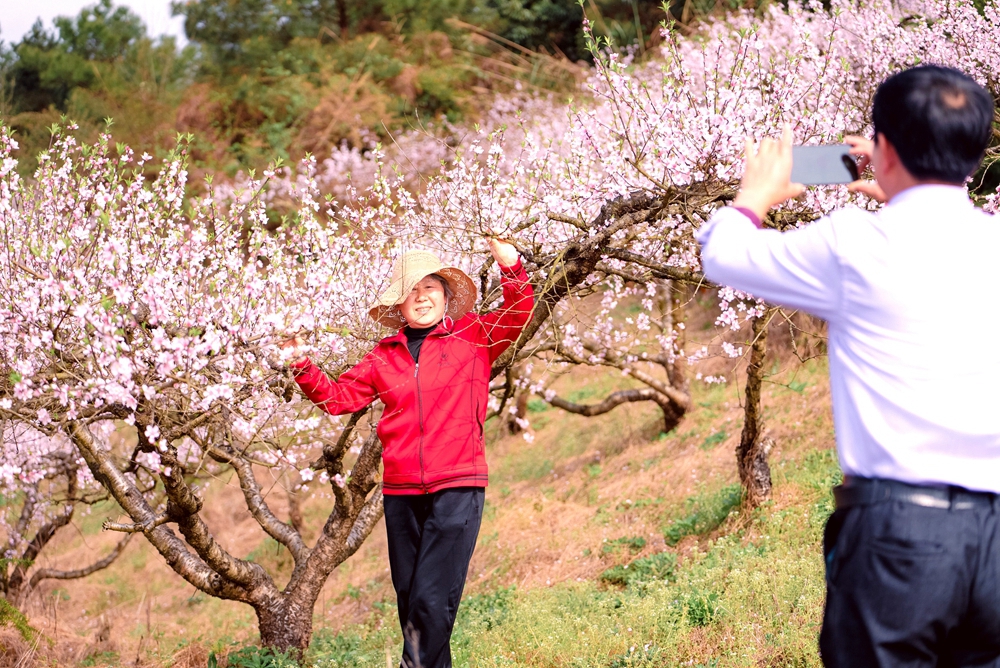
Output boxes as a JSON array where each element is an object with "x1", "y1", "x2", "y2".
[{"x1": 3, "y1": 350, "x2": 839, "y2": 667}]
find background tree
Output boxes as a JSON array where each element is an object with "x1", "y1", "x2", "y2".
[
  {"x1": 11, "y1": 0, "x2": 146, "y2": 112},
  {"x1": 5, "y1": 1, "x2": 194, "y2": 175},
  {"x1": 0, "y1": 426, "x2": 133, "y2": 605}
]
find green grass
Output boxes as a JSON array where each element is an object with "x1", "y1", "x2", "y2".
[
  {"x1": 599, "y1": 551, "x2": 677, "y2": 588},
  {"x1": 663, "y1": 484, "x2": 743, "y2": 546},
  {"x1": 303, "y1": 443, "x2": 839, "y2": 667},
  {"x1": 601, "y1": 536, "x2": 648, "y2": 555}
]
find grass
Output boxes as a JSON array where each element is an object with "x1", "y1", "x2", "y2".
[
  {"x1": 307, "y1": 485, "x2": 831, "y2": 666},
  {"x1": 297, "y1": 359, "x2": 837, "y2": 667}
]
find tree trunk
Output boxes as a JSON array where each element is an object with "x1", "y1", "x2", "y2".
[
  {"x1": 338, "y1": 0, "x2": 349, "y2": 37},
  {"x1": 256, "y1": 595, "x2": 317, "y2": 655},
  {"x1": 737, "y1": 310, "x2": 774, "y2": 508}
]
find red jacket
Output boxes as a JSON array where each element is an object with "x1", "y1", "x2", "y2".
[{"x1": 292, "y1": 261, "x2": 534, "y2": 494}]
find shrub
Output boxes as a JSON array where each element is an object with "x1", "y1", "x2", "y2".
[{"x1": 601, "y1": 536, "x2": 647, "y2": 555}]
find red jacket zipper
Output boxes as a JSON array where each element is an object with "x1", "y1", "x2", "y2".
[{"x1": 415, "y1": 356, "x2": 427, "y2": 493}]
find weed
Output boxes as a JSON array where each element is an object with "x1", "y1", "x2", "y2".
[
  {"x1": 700, "y1": 431, "x2": 727, "y2": 449},
  {"x1": 601, "y1": 536, "x2": 647, "y2": 555},
  {"x1": 683, "y1": 590, "x2": 721, "y2": 627},
  {"x1": 608, "y1": 644, "x2": 660, "y2": 667},
  {"x1": 81, "y1": 651, "x2": 120, "y2": 666},
  {"x1": 789, "y1": 380, "x2": 809, "y2": 393},
  {"x1": 0, "y1": 597, "x2": 36, "y2": 641},
  {"x1": 458, "y1": 587, "x2": 516, "y2": 632},
  {"x1": 663, "y1": 484, "x2": 742, "y2": 546},
  {"x1": 223, "y1": 646, "x2": 300, "y2": 668},
  {"x1": 599, "y1": 552, "x2": 676, "y2": 588},
  {"x1": 526, "y1": 398, "x2": 550, "y2": 413},
  {"x1": 306, "y1": 632, "x2": 378, "y2": 667}
]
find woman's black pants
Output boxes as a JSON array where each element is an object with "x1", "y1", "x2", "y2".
[{"x1": 383, "y1": 487, "x2": 484, "y2": 668}]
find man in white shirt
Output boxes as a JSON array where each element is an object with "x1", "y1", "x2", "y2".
[{"x1": 696, "y1": 65, "x2": 998, "y2": 667}]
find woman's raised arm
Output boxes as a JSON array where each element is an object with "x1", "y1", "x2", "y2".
[{"x1": 480, "y1": 239, "x2": 534, "y2": 364}]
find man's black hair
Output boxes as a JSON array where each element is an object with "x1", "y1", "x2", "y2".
[{"x1": 872, "y1": 65, "x2": 995, "y2": 183}]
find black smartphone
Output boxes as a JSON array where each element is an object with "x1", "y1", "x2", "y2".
[{"x1": 790, "y1": 145, "x2": 860, "y2": 185}]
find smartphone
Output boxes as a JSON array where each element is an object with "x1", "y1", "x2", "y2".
[{"x1": 791, "y1": 145, "x2": 860, "y2": 185}]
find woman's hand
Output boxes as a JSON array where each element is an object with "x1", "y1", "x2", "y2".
[
  {"x1": 279, "y1": 334, "x2": 308, "y2": 365},
  {"x1": 488, "y1": 238, "x2": 519, "y2": 267}
]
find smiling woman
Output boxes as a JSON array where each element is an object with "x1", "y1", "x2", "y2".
[{"x1": 280, "y1": 238, "x2": 533, "y2": 668}]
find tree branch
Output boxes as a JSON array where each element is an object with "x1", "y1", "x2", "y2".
[
  {"x1": 66, "y1": 420, "x2": 262, "y2": 603},
  {"x1": 545, "y1": 387, "x2": 664, "y2": 416},
  {"x1": 206, "y1": 441, "x2": 309, "y2": 564},
  {"x1": 491, "y1": 193, "x2": 663, "y2": 378},
  {"x1": 26, "y1": 534, "x2": 134, "y2": 593}
]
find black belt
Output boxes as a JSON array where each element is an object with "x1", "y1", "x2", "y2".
[{"x1": 833, "y1": 477, "x2": 998, "y2": 511}]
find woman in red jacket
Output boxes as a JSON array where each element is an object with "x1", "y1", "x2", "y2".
[{"x1": 282, "y1": 240, "x2": 532, "y2": 668}]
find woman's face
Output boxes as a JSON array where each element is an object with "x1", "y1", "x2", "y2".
[{"x1": 399, "y1": 276, "x2": 447, "y2": 328}]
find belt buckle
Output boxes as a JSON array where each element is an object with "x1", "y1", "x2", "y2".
[{"x1": 906, "y1": 492, "x2": 950, "y2": 509}]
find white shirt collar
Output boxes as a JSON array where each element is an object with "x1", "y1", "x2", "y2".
[{"x1": 886, "y1": 183, "x2": 971, "y2": 208}]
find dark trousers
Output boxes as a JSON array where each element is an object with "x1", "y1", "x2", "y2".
[
  {"x1": 820, "y1": 484, "x2": 1000, "y2": 667},
  {"x1": 383, "y1": 487, "x2": 484, "y2": 668}
]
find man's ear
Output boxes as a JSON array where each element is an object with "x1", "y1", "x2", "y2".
[{"x1": 876, "y1": 132, "x2": 900, "y2": 172}]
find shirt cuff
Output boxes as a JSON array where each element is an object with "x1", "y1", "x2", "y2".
[
  {"x1": 733, "y1": 207, "x2": 763, "y2": 229},
  {"x1": 290, "y1": 357, "x2": 312, "y2": 375},
  {"x1": 498, "y1": 258, "x2": 523, "y2": 273}
]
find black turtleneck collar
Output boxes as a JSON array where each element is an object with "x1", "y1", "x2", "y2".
[{"x1": 404, "y1": 322, "x2": 439, "y2": 362}]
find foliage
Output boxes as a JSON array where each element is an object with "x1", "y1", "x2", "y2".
[
  {"x1": 599, "y1": 551, "x2": 677, "y2": 587},
  {"x1": 663, "y1": 484, "x2": 743, "y2": 546},
  {"x1": 11, "y1": 0, "x2": 145, "y2": 111},
  {"x1": 4, "y1": 1, "x2": 195, "y2": 175},
  {"x1": 601, "y1": 535, "x2": 648, "y2": 554},
  {"x1": 482, "y1": 0, "x2": 684, "y2": 62},
  {"x1": 221, "y1": 646, "x2": 301, "y2": 668},
  {"x1": 0, "y1": 595, "x2": 36, "y2": 641}
]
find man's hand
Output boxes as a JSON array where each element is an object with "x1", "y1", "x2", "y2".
[
  {"x1": 733, "y1": 124, "x2": 806, "y2": 220},
  {"x1": 844, "y1": 135, "x2": 887, "y2": 203},
  {"x1": 488, "y1": 238, "x2": 519, "y2": 267}
]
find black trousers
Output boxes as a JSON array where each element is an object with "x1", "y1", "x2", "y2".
[
  {"x1": 820, "y1": 487, "x2": 1000, "y2": 667},
  {"x1": 383, "y1": 487, "x2": 484, "y2": 668}
]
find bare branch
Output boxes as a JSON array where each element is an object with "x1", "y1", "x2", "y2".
[
  {"x1": 604, "y1": 249, "x2": 707, "y2": 285},
  {"x1": 66, "y1": 420, "x2": 265, "y2": 602},
  {"x1": 104, "y1": 514, "x2": 171, "y2": 533},
  {"x1": 545, "y1": 387, "x2": 664, "y2": 416},
  {"x1": 491, "y1": 192, "x2": 663, "y2": 377},
  {"x1": 27, "y1": 534, "x2": 134, "y2": 592}
]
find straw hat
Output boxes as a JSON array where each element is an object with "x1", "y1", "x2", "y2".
[{"x1": 369, "y1": 250, "x2": 478, "y2": 329}]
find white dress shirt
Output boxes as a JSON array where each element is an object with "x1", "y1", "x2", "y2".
[{"x1": 697, "y1": 185, "x2": 1000, "y2": 493}]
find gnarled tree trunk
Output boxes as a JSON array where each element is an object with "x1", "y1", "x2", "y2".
[{"x1": 738, "y1": 309, "x2": 775, "y2": 508}]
